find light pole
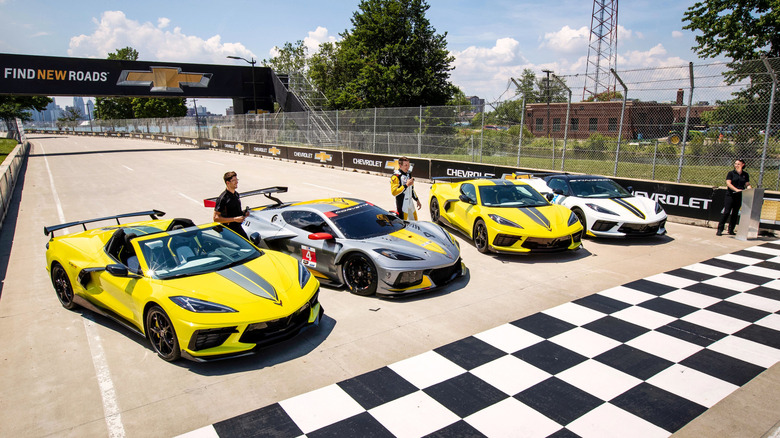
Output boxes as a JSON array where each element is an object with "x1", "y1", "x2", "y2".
[{"x1": 227, "y1": 56, "x2": 257, "y2": 114}]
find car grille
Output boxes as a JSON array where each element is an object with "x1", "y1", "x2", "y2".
[
  {"x1": 521, "y1": 235, "x2": 574, "y2": 252},
  {"x1": 592, "y1": 220, "x2": 618, "y2": 232},
  {"x1": 493, "y1": 234, "x2": 521, "y2": 247},
  {"x1": 425, "y1": 259, "x2": 463, "y2": 286},
  {"x1": 188, "y1": 327, "x2": 238, "y2": 351},
  {"x1": 618, "y1": 220, "x2": 664, "y2": 236},
  {"x1": 238, "y1": 289, "x2": 319, "y2": 345}
]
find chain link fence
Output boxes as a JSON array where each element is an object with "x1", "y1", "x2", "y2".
[{"x1": 26, "y1": 58, "x2": 780, "y2": 188}]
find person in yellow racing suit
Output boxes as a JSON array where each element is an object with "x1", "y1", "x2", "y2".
[{"x1": 390, "y1": 157, "x2": 421, "y2": 220}]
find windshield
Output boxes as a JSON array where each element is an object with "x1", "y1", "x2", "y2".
[
  {"x1": 569, "y1": 179, "x2": 632, "y2": 198},
  {"x1": 137, "y1": 226, "x2": 261, "y2": 279},
  {"x1": 479, "y1": 184, "x2": 549, "y2": 207},
  {"x1": 328, "y1": 202, "x2": 405, "y2": 239}
]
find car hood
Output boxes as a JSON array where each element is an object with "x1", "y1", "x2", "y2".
[
  {"x1": 577, "y1": 196, "x2": 664, "y2": 220},
  {"x1": 362, "y1": 223, "x2": 459, "y2": 259},
  {"x1": 488, "y1": 204, "x2": 576, "y2": 232},
  {"x1": 154, "y1": 252, "x2": 304, "y2": 307}
]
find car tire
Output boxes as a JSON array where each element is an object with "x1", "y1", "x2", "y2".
[
  {"x1": 342, "y1": 253, "x2": 378, "y2": 296},
  {"x1": 572, "y1": 208, "x2": 587, "y2": 231},
  {"x1": 473, "y1": 219, "x2": 489, "y2": 253},
  {"x1": 145, "y1": 305, "x2": 181, "y2": 362},
  {"x1": 430, "y1": 197, "x2": 441, "y2": 223},
  {"x1": 51, "y1": 262, "x2": 77, "y2": 310}
]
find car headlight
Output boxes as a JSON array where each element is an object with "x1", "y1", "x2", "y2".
[
  {"x1": 488, "y1": 214, "x2": 523, "y2": 228},
  {"x1": 585, "y1": 203, "x2": 618, "y2": 215},
  {"x1": 655, "y1": 202, "x2": 664, "y2": 214},
  {"x1": 298, "y1": 260, "x2": 312, "y2": 288},
  {"x1": 568, "y1": 212, "x2": 580, "y2": 226},
  {"x1": 373, "y1": 248, "x2": 424, "y2": 260},
  {"x1": 169, "y1": 296, "x2": 237, "y2": 313}
]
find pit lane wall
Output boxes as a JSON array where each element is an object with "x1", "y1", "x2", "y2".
[
  {"x1": 0, "y1": 140, "x2": 29, "y2": 232},
  {"x1": 27, "y1": 130, "x2": 780, "y2": 230}
]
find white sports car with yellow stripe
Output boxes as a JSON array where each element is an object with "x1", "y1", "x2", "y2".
[
  {"x1": 542, "y1": 174, "x2": 667, "y2": 238},
  {"x1": 237, "y1": 188, "x2": 465, "y2": 297}
]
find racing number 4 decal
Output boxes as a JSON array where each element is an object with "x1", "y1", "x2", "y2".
[{"x1": 301, "y1": 245, "x2": 317, "y2": 268}]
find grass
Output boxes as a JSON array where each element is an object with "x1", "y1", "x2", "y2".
[{"x1": 0, "y1": 139, "x2": 18, "y2": 165}]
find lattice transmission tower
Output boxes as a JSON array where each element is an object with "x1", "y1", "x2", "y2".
[{"x1": 583, "y1": 0, "x2": 619, "y2": 100}]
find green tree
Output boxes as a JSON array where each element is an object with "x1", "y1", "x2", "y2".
[
  {"x1": 682, "y1": 0, "x2": 779, "y2": 60},
  {"x1": 513, "y1": 69, "x2": 542, "y2": 103},
  {"x1": 682, "y1": 1, "x2": 779, "y2": 145},
  {"x1": 131, "y1": 97, "x2": 188, "y2": 118},
  {"x1": 262, "y1": 40, "x2": 308, "y2": 73},
  {"x1": 309, "y1": 0, "x2": 457, "y2": 109},
  {"x1": 0, "y1": 96, "x2": 52, "y2": 140},
  {"x1": 57, "y1": 107, "x2": 83, "y2": 131}
]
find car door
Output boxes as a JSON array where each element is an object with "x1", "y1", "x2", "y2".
[
  {"x1": 97, "y1": 238, "x2": 149, "y2": 327},
  {"x1": 452, "y1": 183, "x2": 480, "y2": 237},
  {"x1": 279, "y1": 210, "x2": 341, "y2": 282}
]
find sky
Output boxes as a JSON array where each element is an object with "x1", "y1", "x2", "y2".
[{"x1": 0, "y1": 0, "x2": 723, "y2": 115}]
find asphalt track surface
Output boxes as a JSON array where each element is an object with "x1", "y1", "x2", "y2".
[{"x1": 0, "y1": 134, "x2": 778, "y2": 438}]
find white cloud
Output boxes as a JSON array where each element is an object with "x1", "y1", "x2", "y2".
[
  {"x1": 67, "y1": 11, "x2": 255, "y2": 64},
  {"x1": 304, "y1": 26, "x2": 337, "y2": 54},
  {"x1": 672, "y1": 30, "x2": 683, "y2": 38},
  {"x1": 450, "y1": 38, "x2": 532, "y2": 100},
  {"x1": 540, "y1": 25, "x2": 589, "y2": 54}
]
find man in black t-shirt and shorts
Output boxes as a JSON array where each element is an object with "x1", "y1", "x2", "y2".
[{"x1": 213, "y1": 171, "x2": 249, "y2": 239}]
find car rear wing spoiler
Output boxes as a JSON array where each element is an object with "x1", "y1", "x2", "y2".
[
  {"x1": 44, "y1": 210, "x2": 166, "y2": 237},
  {"x1": 203, "y1": 186, "x2": 288, "y2": 208},
  {"x1": 502, "y1": 171, "x2": 563, "y2": 180}
]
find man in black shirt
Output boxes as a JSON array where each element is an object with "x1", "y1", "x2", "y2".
[
  {"x1": 213, "y1": 171, "x2": 249, "y2": 239},
  {"x1": 717, "y1": 159, "x2": 752, "y2": 236}
]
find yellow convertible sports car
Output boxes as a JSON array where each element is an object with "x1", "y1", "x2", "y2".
[
  {"x1": 44, "y1": 210, "x2": 322, "y2": 362},
  {"x1": 429, "y1": 178, "x2": 583, "y2": 254}
]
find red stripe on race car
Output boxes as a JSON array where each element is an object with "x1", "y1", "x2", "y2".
[
  {"x1": 324, "y1": 211, "x2": 337, "y2": 218},
  {"x1": 204, "y1": 199, "x2": 216, "y2": 208}
]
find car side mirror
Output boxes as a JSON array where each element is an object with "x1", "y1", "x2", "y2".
[
  {"x1": 626, "y1": 186, "x2": 633, "y2": 193},
  {"x1": 459, "y1": 194, "x2": 475, "y2": 204},
  {"x1": 545, "y1": 193, "x2": 555, "y2": 201},
  {"x1": 106, "y1": 264, "x2": 140, "y2": 278},
  {"x1": 308, "y1": 232, "x2": 334, "y2": 240},
  {"x1": 250, "y1": 232, "x2": 262, "y2": 246}
]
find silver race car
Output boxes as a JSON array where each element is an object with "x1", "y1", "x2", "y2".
[{"x1": 207, "y1": 187, "x2": 466, "y2": 297}]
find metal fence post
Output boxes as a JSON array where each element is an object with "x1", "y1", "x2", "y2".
[
  {"x1": 418, "y1": 105, "x2": 422, "y2": 156},
  {"x1": 552, "y1": 73, "x2": 571, "y2": 171},
  {"x1": 612, "y1": 68, "x2": 628, "y2": 176},
  {"x1": 760, "y1": 57, "x2": 778, "y2": 188},
  {"x1": 517, "y1": 95, "x2": 526, "y2": 167},
  {"x1": 373, "y1": 107, "x2": 377, "y2": 153},
  {"x1": 336, "y1": 110, "x2": 339, "y2": 147},
  {"x1": 652, "y1": 140, "x2": 658, "y2": 180},
  {"x1": 677, "y1": 62, "x2": 695, "y2": 183}
]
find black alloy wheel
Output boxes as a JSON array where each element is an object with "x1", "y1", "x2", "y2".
[
  {"x1": 145, "y1": 306, "x2": 181, "y2": 362},
  {"x1": 342, "y1": 253, "x2": 378, "y2": 296},
  {"x1": 52, "y1": 263, "x2": 77, "y2": 310},
  {"x1": 474, "y1": 219, "x2": 489, "y2": 253},
  {"x1": 572, "y1": 208, "x2": 587, "y2": 231},
  {"x1": 429, "y1": 197, "x2": 441, "y2": 223}
]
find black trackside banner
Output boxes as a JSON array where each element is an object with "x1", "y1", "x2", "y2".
[
  {"x1": 611, "y1": 178, "x2": 718, "y2": 221},
  {"x1": 247, "y1": 143, "x2": 288, "y2": 160},
  {"x1": 343, "y1": 151, "x2": 431, "y2": 178},
  {"x1": 0, "y1": 52, "x2": 273, "y2": 98},
  {"x1": 287, "y1": 146, "x2": 343, "y2": 167},
  {"x1": 429, "y1": 160, "x2": 540, "y2": 181}
]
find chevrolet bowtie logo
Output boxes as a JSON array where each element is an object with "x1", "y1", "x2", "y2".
[
  {"x1": 269, "y1": 147, "x2": 281, "y2": 156},
  {"x1": 315, "y1": 151, "x2": 332, "y2": 163},
  {"x1": 117, "y1": 67, "x2": 212, "y2": 92}
]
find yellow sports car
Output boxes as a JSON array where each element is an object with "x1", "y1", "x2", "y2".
[
  {"x1": 44, "y1": 210, "x2": 322, "y2": 362},
  {"x1": 429, "y1": 178, "x2": 583, "y2": 254}
]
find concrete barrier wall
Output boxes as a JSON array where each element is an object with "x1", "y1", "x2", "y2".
[{"x1": 0, "y1": 141, "x2": 29, "y2": 231}]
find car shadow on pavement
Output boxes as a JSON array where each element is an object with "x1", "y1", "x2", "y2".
[
  {"x1": 582, "y1": 233, "x2": 676, "y2": 247},
  {"x1": 183, "y1": 314, "x2": 337, "y2": 376}
]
